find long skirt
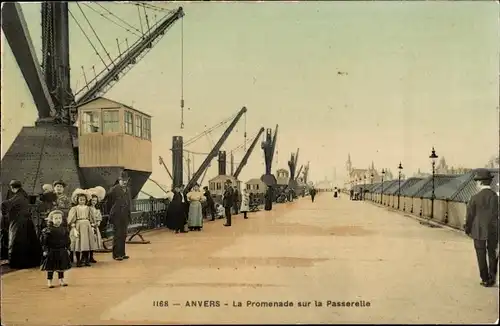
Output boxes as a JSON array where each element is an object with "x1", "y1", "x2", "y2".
[
  {"x1": 40, "y1": 248, "x2": 72, "y2": 272},
  {"x1": 71, "y1": 220, "x2": 98, "y2": 252},
  {"x1": 166, "y1": 202, "x2": 186, "y2": 231},
  {"x1": 94, "y1": 227, "x2": 104, "y2": 250},
  {"x1": 188, "y1": 201, "x2": 203, "y2": 228},
  {"x1": 8, "y1": 218, "x2": 42, "y2": 269}
]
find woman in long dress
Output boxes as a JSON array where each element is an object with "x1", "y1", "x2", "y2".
[
  {"x1": 187, "y1": 184, "x2": 206, "y2": 231},
  {"x1": 240, "y1": 188, "x2": 250, "y2": 219},
  {"x1": 166, "y1": 187, "x2": 187, "y2": 233},
  {"x1": 1, "y1": 180, "x2": 42, "y2": 269}
]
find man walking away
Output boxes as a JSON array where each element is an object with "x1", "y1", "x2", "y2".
[
  {"x1": 106, "y1": 171, "x2": 132, "y2": 261},
  {"x1": 310, "y1": 187, "x2": 317, "y2": 203},
  {"x1": 203, "y1": 186, "x2": 216, "y2": 221},
  {"x1": 465, "y1": 169, "x2": 498, "y2": 287},
  {"x1": 223, "y1": 180, "x2": 234, "y2": 227}
]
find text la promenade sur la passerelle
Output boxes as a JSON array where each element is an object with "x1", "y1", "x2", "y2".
[{"x1": 152, "y1": 300, "x2": 371, "y2": 309}]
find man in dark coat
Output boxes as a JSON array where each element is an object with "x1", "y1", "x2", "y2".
[
  {"x1": 106, "y1": 171, "x2": 133, "y2": 261},
  {"x1": 203, "y1": 186, "x2": 216, "y2": 221},
  {"x1": 464, "y1": 169, "x2": 498, "y2": 287},
  {"x1": 223, "y1": 180, "x2": 234, "y2": 227},
  {"x1": 310, "y1": 187, "x2": 317, "y2": 202}
]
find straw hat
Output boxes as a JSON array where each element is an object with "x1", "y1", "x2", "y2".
[
  {"x1": 46, "y1": 209, "x2": 64, "y2": 222},
  {"x1": 87, "y1": 186, "x2": 106, "y2": 201},
  {"x1": 71, "y1": 188, "x2": 91, "y2": 204}
]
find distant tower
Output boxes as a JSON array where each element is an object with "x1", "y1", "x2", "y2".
[{"x1": 346, "y1": 153, "x2": 352, "y2": 174}]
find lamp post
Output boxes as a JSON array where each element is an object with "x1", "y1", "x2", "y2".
[
  {"x1": 381, "y1": 169, "x2": 385, "y2": 204},
  {"x1": 397, "y1": 162, "x2": 403, "y2": 209},
  {"x1": 363, "y1": 175, "x2": 366, "y2": 200},
  {"x1": 429, "y1": 147, "x2": 438, "y2": 219},
  {"x1": 370, "y1": 173, "x2": 374, "y2": 201}
]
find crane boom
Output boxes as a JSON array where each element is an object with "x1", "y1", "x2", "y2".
[
  {"x1": 233, "y1": 127, "x2": 265, "y2": 179},
  {"x1": 270, "y1": 124, "x2": 278, "y2": 162},
  {"x1": 76, "y1": 7, "x2": 184, "y2": 104},
  {"x1": 294, "y1": 148, "x2": 300, "y2": 167},
  {"x1": 158, "y1": 156, "x2": 173, "y2": 181},
  {"x1": 184, "y1": 107, "x2": 248, "y2": 192},
  {"x1": 295, "y1": 165, "x2": 303, "y2": 181}
]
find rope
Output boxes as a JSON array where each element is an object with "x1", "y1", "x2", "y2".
[
  {"x1": 244, "y1": 112, "x2": 247, "y2": 151},
  {"x1": 69, "y1": 9, "x2": 108, "y2": 71},
  {"x1": 77, "y1": 3, "x2": 113, "y2": 70},
  {"x1": 95, "y1": 3, "x2": 144, "y2": 36},
  {"x1": 180, "y1": 16, "x2": 185, "y2": 129},
  {"x1": 83, "y1": 4, "x2": 141, "y2": 37}
]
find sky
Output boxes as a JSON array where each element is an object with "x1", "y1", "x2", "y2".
[{"x1": 1, "y1": 1, "x2": 499, "y2": 197}]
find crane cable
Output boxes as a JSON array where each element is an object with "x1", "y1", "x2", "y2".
[
  {"x1": 244, "y1": 111, "x2": 247, "y2": 151},
  {"x1": 180, "y1": 15, "x2": 185, "y2": 129}
]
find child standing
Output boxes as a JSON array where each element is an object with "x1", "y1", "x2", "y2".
[
  {"x1": 87, "y1": 187, "x2": 106, "y2": 263},
  {"x1": 68, "y1": 189, "x2": 98, "y2": 267},
  {"x1": 216, "y1": 204, "x2": 225, "y2": 219},
  {"x1": 40, "y1": 210, "x2": 71, "y2": 288}
]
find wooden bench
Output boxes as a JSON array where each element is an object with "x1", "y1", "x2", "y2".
[{"x1": 99, "y1": 211, "x2": 151, "y2": 252}]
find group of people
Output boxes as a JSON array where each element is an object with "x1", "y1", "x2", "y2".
[
  {"x1": 0, "y1": 170, "x2": 134, "y2": 288},
  {"x1": 164, "y1": 179, "x2": 251, "y2": 232}
]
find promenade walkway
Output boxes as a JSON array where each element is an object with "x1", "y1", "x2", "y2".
[{"x1": 1, "y1": 194, "x2": 498, "y2": 324}]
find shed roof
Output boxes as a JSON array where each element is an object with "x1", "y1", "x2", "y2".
[
  {"x1": 208, "y1": 175, "x2": 239, "y2": 183},
  {"x1": 400, "y1": 177, "x2": 429, "y2": 197},
  {"x1": 76, "y1": 96, "x2": 152, "y2": 117},
  {"x1": 246, "y1": 178, "x2": 264, "y2": 184},
  {"x1": 424, "y1": 173, "x2": 470, "y2": 200},
  {"x1": 384, "y1": 179, "x2": 407, "y2": 195},
  {"x1": 388, "y1": 177, "x2": 424, "y2": 196},
  {"x1": 451, "y1": 169, "x2": 499, "y2": 203},
  {"x1": 372, "y1": 180, "x2": 396, "y2": 194},
  {"x1": 369, "y1": 182, "x2": 382, "y2": 192},
  {"x1": 417, "y1": 175, "x2": 459, "y2": 198}
]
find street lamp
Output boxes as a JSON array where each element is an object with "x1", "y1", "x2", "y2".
[
  {"x1": 381, "y1": 169, "x2": 386, "y2": 204},
  {"x1": 363, "y1": 175, "x2": 366, "y2": 200},
  {"x1": 429, "y1": 147, "x2": 438, "y2": 219},
  {"x1": 397, "y1": 162, "x2": 403, "y2": 210}
]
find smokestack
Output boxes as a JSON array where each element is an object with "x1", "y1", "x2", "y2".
[{"x1": 218, "y1": 151, "x2": 227, "y2": 175}]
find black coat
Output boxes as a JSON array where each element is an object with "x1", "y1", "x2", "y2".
[
  {"x1": 465, "y1": 188, "x2": 499, "y2": 241},
  {"x1": 223, "y1": 187, "x2": 234, "y2": 208},
  {"x1": 166, "y1": 192, "x2": 186, "y2": 230},
  {"x1": 1, "y1": 189, "x2": 42, "y2": 269},
  {"x1": 106, "y1": 184, "x2": 133, "y2": 226},
  {"x1": 40, "y1": 225, "x2": 71, "y2": 272}
]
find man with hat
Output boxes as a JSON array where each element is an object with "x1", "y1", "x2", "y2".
[
  {"x1": 464, "y1": 169, "x2": 498, "y2": 287},
  {"x1": 106, "y1": 170, "x2": 133, "y2": 261},
  {"x1": 53, "y1": 180, "x2": 71, "y2": 224},
  {"x1": 222, "y1": 180, "x2": 234, "y2": 227}
]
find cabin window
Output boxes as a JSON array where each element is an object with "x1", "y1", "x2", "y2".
[
  {"x1": 246, "y1": 184, "x2": 251, "y2": 190},
  {"x1": 142, "y1": 117, "x2": 151, "y2": 140},
  {"x1": 256, "y1": 184, "x2": 260, "y2": 190},
  {"x1": 135, "y1": 115, "x2": 142, "y2": 138},
  {"x1": 81, "y1": 111, "x2": 100, "y2": 134},
  {"x1": 216, "y1": 182, "x2": 222, "y2": 190},
  {"x1": 124, "y1": 111, "x2": 134, "y2": 135},
  {"x1": 209, "y1": 183, "x2": 214, "y2": 191},
  {"x1": 103, "y1": 110, "x2": 120, "y2": 133}
]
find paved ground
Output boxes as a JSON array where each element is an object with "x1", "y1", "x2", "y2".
[{"x1": 1, "y1": 194, "x2": 498, "y2": 325}]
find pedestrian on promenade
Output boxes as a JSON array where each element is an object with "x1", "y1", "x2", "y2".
[
  {"x1": 464, "y1": 169, "x2": 498, "y2": 287},
  {"x1": 310, "y1": 187, "x2": 317, "y2": 202},
  {"x1": 223, "y1": 180, "x2": 234, "y2": 227},
  {"x1": 40, "y1": 210, "x2": 71, "y2": 288},
  {"x1": 106, "y1": 171, "x2": 132, "y2": 261}
]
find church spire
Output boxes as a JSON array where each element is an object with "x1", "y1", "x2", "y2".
[{"x1": 346, "y1": 153, "x2": 352, "y2": 173}]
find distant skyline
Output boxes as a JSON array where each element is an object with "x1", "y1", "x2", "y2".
[{"x1": 1, "y1": 1, "x2": 499, "y2": 197}]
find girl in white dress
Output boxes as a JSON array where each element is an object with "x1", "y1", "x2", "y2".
[
  {"x1": 87, "y1": 186, "x2": 106, "y2": 263},
  {"x1": 67, "y1": 189, "x2": 98, "y2": 267}
]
